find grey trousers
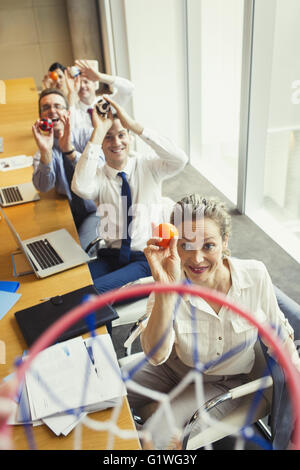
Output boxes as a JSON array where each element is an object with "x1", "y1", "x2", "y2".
[{"x1": 124, "y1": 347, "x2": 247, "y2": 449}]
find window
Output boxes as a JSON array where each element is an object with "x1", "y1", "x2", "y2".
[
  {"x1": 243, "y1": 0, "x2": 300, "y2": 263},
  {"x1": 187, "y1": 0, "x2": 244, "y2": 204}
]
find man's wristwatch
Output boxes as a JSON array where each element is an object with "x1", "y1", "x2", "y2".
[{"x1": 62, "y1": 148, "x2": 75, "y2": 155}]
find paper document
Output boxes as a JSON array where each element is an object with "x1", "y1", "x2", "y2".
[
  {"x1": 22, "y1": 334, "x2": 126, "y2": 436},
  {"x1": 0, "y1": 155, "x2": 33, "y2": 171},
  {"x1": 0, "y1": 290, "x2": 21, "y2": 320},
  {"x1": 25, "y1": 336, "x2": 102, "y2": 420}
]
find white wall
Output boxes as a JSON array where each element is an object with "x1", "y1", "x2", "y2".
[
  {"x1": 110, "y1": 0, "x2": 243, "y2": 198},
  {"x1": 200, "y1": 0, "x2": 243, "y2": 144},
  {"x1": 114, "y1": 0, "x2": 188, "y2": 153}
]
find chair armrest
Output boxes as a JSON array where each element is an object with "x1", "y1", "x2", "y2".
[
  {"x1": 191, "y1": 375, "x2": 272, "y2": 418},
  {"x1": 182, "y1": 374, "x2": 273, "y2": 449},
  {"x1": 230, "y1": 376, "x2": 273, "y2": 400},
  {"x1": 123, "y1": 313, "x2": 149, "y2": 354},
  {"x1": 85, "y1": 236, "x2": 102, "y2": 254},
  {"x1": 120, "y1": 276, "x2": 154, "y2": 288}
]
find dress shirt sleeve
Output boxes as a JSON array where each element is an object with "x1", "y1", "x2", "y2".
[
  {"x1": 69, "y1": 106, "x2": 81, "y2": 129},
  {"x1": 32, "y1": 150, "x2": 56, "y2": 192},
  {"x1": 71, "y1": 127, "x2": 105, "y2": 166},
  {"x1": 140, "y1": 293, "x2": 175, "y2": 366},
  {"x1": 71, "y1": 141, "x2": 102, "y2": 201},
  {"x1": 73, "y1": 127, "x2": 93, "y2": 154},
  {"x1": 110, "y1": 75, "x2": 135, "y2": 107},
  {"x1": 139, "y1": 128, "x2": 188, "y2": 181}
]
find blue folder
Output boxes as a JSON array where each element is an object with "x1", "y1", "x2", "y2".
[{"x1": 0, "y1": 281, "x2": 19, "y2": 293}]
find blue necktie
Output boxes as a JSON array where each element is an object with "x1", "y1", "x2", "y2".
[
  {"x1": 87, "y1": 108, "x2": 93, "y2": 121},
  {"x1": 118, "y1": 171, "x2": 132, "y2": 265}
]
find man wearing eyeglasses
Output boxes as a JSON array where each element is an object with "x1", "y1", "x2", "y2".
[{"x1": 32, "y1": 88, "x2": 104, "y2": 251}]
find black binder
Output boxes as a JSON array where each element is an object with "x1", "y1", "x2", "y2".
[{"x1": 15, "y1": 285, "x2": 119, "y2": 347}]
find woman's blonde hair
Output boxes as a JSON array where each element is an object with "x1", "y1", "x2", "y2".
[{"x1": 170, "y1": 194, "x2": 232, "y2": 256}]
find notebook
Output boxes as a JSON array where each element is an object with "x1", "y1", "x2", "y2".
[
  {"x1": 0, "y1": 182, "x2": 40, "y2": 206},
  {"x1": 0, "y1": 206, "x2": 90, "y2": 278},
  {"x1": 14, "y1": 285, "x2": 119, "y2": 347}
]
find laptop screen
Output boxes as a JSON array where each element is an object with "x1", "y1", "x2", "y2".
[{"x1": 0, "y1": 206, "x2": 24, "y2": 251}]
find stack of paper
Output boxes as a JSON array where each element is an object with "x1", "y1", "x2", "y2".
[
  {"x1": 0, "y1": 155, "x2": 33, "y2": 171},
  {"x1": 15, "y1": 334, "x2": 127, "y2": 436}
]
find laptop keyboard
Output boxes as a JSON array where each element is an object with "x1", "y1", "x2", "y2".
[
  {"x1": 26, "y1": 239, "x2": 64, "y2": 270},
  {"x1": 2, "y1": 186, "x2": 23, "y2": 204}
]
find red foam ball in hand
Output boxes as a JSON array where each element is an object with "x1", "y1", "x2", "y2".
[
  {"x1": 153, "y1": 223, "x2": 179, "y2": 248},
  {"x1": 39, "y1": 118, "x2": 53, "y2": 133}
]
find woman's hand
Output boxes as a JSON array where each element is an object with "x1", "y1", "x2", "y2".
[
  {"x1": 144, "y1": 236, "x2": 181, "y2": 284},
  {"x1": 141, "y1": 235, "x2": 180, "y2": 363},
  {"x1": 102, "y1": 95, "x2": 144, "y2": 135}
]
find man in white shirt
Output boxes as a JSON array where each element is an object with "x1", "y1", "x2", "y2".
[
  {"x1": 67, "y1": 60, "x2": 134, "y2": 131},
  {"x1": 71, "y1": 96, "x2": 188, "y2": 295}
]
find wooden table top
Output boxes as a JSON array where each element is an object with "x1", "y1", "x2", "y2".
[{"x1": 0, "y1": 77, "x2": 140, "y2": 450}]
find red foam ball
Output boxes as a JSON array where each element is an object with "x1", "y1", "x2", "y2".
[{"x1": 39, "y1": 118, "x2": 53, "y2": 132}]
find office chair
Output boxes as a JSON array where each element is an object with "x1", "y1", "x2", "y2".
[
  {"x1": 85, "y1": 235, "x2": 103, "y2": 260},
  {"x1": 181, "y1": 341, "x2": 273, "y2": 449}
]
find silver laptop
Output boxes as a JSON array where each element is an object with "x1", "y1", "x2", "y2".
[
  {"x1": 0, "y1": 207, "x2": 90, "y2": 278},
  {"x1": 0, "y1": 182, "x2": 40, "y2": 207}
]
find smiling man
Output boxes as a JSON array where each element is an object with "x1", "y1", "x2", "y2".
[
  {"x1": 68, "y1": 60, "x2": 134, "y2": 131},
  {"x1": 32, "y1": 88, "x2": 104, "y2": 250},
  {"x1": 71, "y1": 95, "x2": 188, "y2": 296}
]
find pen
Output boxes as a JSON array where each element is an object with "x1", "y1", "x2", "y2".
[
  {"x1": 40, "y1": 295, "x2": 63, "y2": 305},
  {"x1": 85, "y1": 344, "x2": 99, "y2": 376}
]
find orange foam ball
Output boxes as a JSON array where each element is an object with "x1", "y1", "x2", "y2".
[
  {"x1": 153, "y1": 223, "x2": 179, "y2": 248},
  {"x1": 49, "y1": 71, "x2": 58, "y2": 81}
]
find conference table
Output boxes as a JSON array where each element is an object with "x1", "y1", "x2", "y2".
[{"x1": 0, "y1": 78, "x2": 140, "y2": 450}]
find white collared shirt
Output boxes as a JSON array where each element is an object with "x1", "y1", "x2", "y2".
[
  {"x1": 69, "y1": 75, "x2": 135, "y2": 130},
  {"x1": 141, "y1": 257, "x2": 297, "y2": 375},
  {"x1": 71, "y1": 127, "x2": 188, "y2": 251}
]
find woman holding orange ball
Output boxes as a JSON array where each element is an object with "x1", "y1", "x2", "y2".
[
  {"x1": 42, "y1": 62, "x2": 68, "y2": 94},
  {"x1": 125, "y1": 194, "x2": 300, "y2": 449}
]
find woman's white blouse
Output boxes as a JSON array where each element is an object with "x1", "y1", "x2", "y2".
[{"x1": 142, "y1": 257, "x2": 296, "y2": 375}]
